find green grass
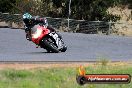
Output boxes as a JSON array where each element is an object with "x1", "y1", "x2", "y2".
[{"x1": 0, "y1": 65, "x2": 132, "y2": 88}]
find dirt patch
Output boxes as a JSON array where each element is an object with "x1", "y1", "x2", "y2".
[
  {"x1": 0, "y1": 62, "x2": 131, "y2": 70},
  {"x1": 0, "y1": 63, "x2": 89, "y2": 70},
  {"x1": 0, "y1": 22, "x2": 8, "y2": 28},
  {"x1": 118, "y1": 28, "x2": 132, "y2": 36},
  {"x1": 107, "y1": 6, "x2": 132, "y2": 36}
]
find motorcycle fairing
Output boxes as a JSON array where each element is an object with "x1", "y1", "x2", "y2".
[
  {"x1": 31, "y1": 25, "x2": 50, "y2": 45},
  {"x1": 49, "y1": 32, "x2": 63, "y2": 49}
]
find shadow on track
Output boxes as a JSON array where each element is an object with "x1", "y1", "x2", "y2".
[{"x1": 24, "y1": 51, "x2": 58, "y2": 54}]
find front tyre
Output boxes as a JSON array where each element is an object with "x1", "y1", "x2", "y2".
[
  {"x1": 41, "y1": 37, "x2": 59, "y2": 53},
  {"x1": 61, "y1": 46, "x2": 67, "y2": 52}
]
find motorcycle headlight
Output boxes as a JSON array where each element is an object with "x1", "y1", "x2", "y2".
[{"x1": 32, "y1": 28, "x2": 43, "y2": 39}]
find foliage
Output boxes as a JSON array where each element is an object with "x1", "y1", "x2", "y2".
[
  {"x1": 0, "y1": 65, "x2": 132, "y2": 88},
  {"x1": 0, "y1": 0, "x2": 131, "y2": 21},
  {"x1": 0, "y1": 0, "x2": 16, "y2": 12}
]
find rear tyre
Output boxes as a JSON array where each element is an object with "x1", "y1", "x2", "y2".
[{"x1": 40, "y1": 37, "x2": 59, "y2": 53}]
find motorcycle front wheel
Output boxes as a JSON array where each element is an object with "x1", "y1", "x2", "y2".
[
  {"x1": 40, "y1": 37, "x2": 59, "y2": 53},
  {"x1": 61, "y1": 46, "x2": 67, "y2": 52}
]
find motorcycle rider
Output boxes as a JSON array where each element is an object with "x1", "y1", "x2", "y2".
[{"x1": 23, "y1": 13, "x2": 61, "y2": 41}]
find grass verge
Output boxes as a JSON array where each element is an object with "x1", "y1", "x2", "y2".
[{"x1": 0, "y1": 63, "x2": 131, "y2": 88}]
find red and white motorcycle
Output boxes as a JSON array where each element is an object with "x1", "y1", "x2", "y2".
[{"x1": 29, "y1": 24, "x2": 67, "y2": 53}]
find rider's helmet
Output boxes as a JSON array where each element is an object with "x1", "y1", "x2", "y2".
[
  {"x1": 23, "y1": 13, "x2": 32, "y2": 26},
  {"x1": 23, "y1": 13, "x2": 32, "y2": 19}
]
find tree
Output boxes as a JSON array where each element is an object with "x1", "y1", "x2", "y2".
[
  {"x1": 51, "y1": 0, "x2": 120, "y2": 21},
  {"x1": 0, "y1": 0, "x2": 130, "y2": 21},
  {"x1": 0, "y1": 0, "x2": 16, "y2": 12}
]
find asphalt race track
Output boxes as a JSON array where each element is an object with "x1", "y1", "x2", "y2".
[{"x1": 0, "y1": 28, "x2": 132, "y2": 62}]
